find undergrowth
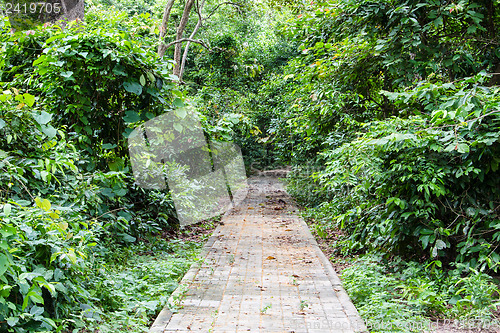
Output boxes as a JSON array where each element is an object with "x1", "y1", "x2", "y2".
[
  {"x1": 341, "y1": 255, "x2": 500, "y2": 332},
  {"x1": 79, "y1": 238, "x2": 201, "y2": 332}
]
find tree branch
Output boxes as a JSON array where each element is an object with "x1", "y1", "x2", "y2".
[
  {"x1": 164, "y1": 38, "x2": 211, "y2": 50},
  {"x1": 158, "y1": 0, "x2": 176, "y2": 57},
  {"x1": 179, "y1": 0, "x2": 206, "y2": 81},
  {"x1": 204, "y1": 1, "x2": 243, "y2": 21}
]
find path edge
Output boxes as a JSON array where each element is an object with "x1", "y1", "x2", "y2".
[
  {"x1": 281, "y1": 175, "x2": 368, "y2": 333},
  {"x1": 296, "y1": 217, "x2": 369, "y2": 332},
  {"x1": 149, "y1": 222, "x2": 224, "y2": 333}
]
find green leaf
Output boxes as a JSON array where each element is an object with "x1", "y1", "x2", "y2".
[
  {"x1": 140, "y1": 74, "x2": 146, "y2": 86},
  {"x1": 60, "y1": 71, "x2": 74, "y2": 79},
  {"x1": 67, "y1": 249, "x2": 77, "y2": 264},
  {"x1": 467, "y1": 25, "x2": 477, "y2": 34},
  {"x1": 0, "y1": 119, "x2": 5, "y2": 130},
  {"x1": 175, "y1": 108, "x2": 187, "y2": 119},
  {"x1": 432, "y1": 246, "x2": 438, "y2": 257},
  {"x1": 433, "y1": 16, "x2": 443, "y2": 27},
  {"x1": 119, "y1": 233, "x2": 136, "y2": 243},
  {"x1": 0, "y1": 253, "x2": 10, "y2": 275},
  {"x1": 173, "y1": 123, "x2": 183, "y2": 132},
  {"x1": 456, "y1": 143, "x2": 469, "y2": 153},
  {"x1": 34, "y1": 111, "x2": 52, "y2": 125},
  {"x1": 435, "y1": 239, "x2": 447, "y2": 250},
  {"x1": 29, "y1": 292, "x2": 44, "y2": 304},
  {"x1": 421, "y1": 235, "x2": 430, "y2": 249},
  {"x1": 102, "y1": 143, "x2": 117, "y2": 149},
  {"x1": 42, "y1": 125, "x2": 57, "y2": 138},
  {"x1": 123, "y1": 111, "x2": 141, "y2": 123},
  {"x1": 23, "y1": 93, "x2": 35, "y2": 107},
  {"x1": 6, "y1": 317, "x2": 19, "y2": 327},
  {"x1": 123, "y1": 81, "x2": 143, "y2": 96},
  {"x1": 112, "y1": 65, "x2": 127, "y2": 76},
  {"x1": 115, "y1": 188, "x2": 127, "y2": 196},
  {"x1": 109, "y1": 157, "x2": 125, "y2": 171},
  {"x1": 35, "y1": 197, "x2": 51, "y2": 212},
  {"x1": 3, "y1": 203, "x2": 11, "y2": 216},
  {"x1": 30, "y1": 305, "x2": 44, "y2": 316},
  {"x1": 41, "y1": 317, "x2": 57, "y2": 328},
  {"x1": 147, "y1": 72, "x2": 155, "y2": 82},
  {"x1": 173, "y1": 98, "x2": 185, "y2": 108}
]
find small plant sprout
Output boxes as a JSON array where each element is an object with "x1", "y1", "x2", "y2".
[{"x1": 261, "y1": 304, "x2": 272, "y2": 314}]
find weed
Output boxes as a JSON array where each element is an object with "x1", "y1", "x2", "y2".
[{"x1": 260, "y1": 304, "x2": 272, "y2": 314}]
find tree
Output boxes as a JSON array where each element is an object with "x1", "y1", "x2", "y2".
[{"x1": 157, "y1": 0, "x2": 242, "y2": 81}]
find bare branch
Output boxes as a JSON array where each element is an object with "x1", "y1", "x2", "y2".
[
  {"x1": 164, "y1": 38, "x2": 211, "y2": 50},
  {"x1": 204, "y1": 1, "x2": 243, "y2": 21},
  {"x1": 179, "y1": 0, "x2": 206, "y2": 81},
  {"x1": 173, "y1": 0, "x2": 195, "y2": 77}
]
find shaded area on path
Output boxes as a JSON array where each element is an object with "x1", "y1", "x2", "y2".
[{"x1": 151, "y1": 176, "x2": 367, "y2": 333}]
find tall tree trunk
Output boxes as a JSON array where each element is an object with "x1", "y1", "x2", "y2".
[
  {"x1": 179, "y1": 0, "x2": 206, "y2": 81},
  {"x1": 173, "y1": 0, "x2": 195, "y2": 78},
  {"x1": 158, "y1": 0, "x2": 176, "y2": 58}
]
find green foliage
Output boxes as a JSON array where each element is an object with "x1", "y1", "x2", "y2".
[
  {"x1": 341, "y1": 256, "x2": 500, "y2": 331},
  {"x1": 0, "y1": 4, "x2": 199, "y2": 331},
  {"x1": 84, "y1": 239, "x2": 200, "y2": 332},
  {"x1": 31, "y1": 26, "x2": 173, "y2": 162},
  {"x1": 280, "y1": 0, "x2": 500, "y2": 323},
  {"x1": 313, "y1": 74, "x2": 500, "y2": 270}
]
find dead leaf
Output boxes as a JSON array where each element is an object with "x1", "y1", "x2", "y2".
[
  {"x1": 266, "y1": 256, "x2": 276, "y2": 260},
  {"x1": 248, "y1": 207, "x2": 254, "y2": 209},
  {"x1": 285, "y1": 229, "x2": 292, "y2": 231}
]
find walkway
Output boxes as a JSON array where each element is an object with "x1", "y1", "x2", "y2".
[{"x1": 151, "y1": 176, "x2": 367, "y2": 333}]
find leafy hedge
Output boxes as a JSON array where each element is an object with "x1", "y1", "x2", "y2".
[
  {"x1": 273, "y1": 0, "x2": 500, "y2": 266},
  {"x1": 0, "y1": 9, "x2": 191, "y2": 330},
  {"x1": 316, "y1": 74, "x2": 500, "y2": 269}
]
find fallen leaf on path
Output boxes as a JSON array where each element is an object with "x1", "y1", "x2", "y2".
[
  {"x1": 248, "y1": 207, "x2": 254, "y2": 209},
  {"x1": 266, "y1": 256, "x2": 276, "y2": 260},
  {"x1": 285, "y1": 229, "x2": 292, "y2": 231}
]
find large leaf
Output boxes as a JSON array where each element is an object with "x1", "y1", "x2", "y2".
[
  {"x1": 123, "y1": 81, "x2": 143, "y2": 96},
  {"x1": 23, "y1": 93, "x2": 35, "y2": 107},
  {"x1": 42, "y1": 125, "x2": 57, "y2": 138},
  {"x1": 0, "y1": 253, "x2": 9, "y2": 276},
  {"x1": 173, "y1": 98, "x2": 185, "y2": 108},
  {"x1": 34, "y1": 111, "x2": 52, "y2": 125},
  {"x1": 123, "y1": 111, "x2": 141, "y2": 123}
]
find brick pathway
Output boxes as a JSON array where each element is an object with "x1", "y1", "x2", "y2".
[{"x1": 151, "y1": 176, "x2": 367, "y2": 333}]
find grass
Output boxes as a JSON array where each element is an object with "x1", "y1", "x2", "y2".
[
  {"x1": 340, "y1": 255, "x2": 500, "y2": 332},
  {"x1": 77, "y1": 236, "x2": 203, "y2": 332},
  {"x1": 299, "y1": 206, "x2": 500, "y2": 332}
]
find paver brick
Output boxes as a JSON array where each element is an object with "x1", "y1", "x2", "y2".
[{"x1": 151, "y1": 176, "x2": 367, "y2": 333}]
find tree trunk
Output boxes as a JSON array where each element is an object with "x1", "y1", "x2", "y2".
[
  {"x1": 173, "y1": 0, "x2": 195, "y2": 78},
  {"x1": 158, "y1": 0, "x2": 176, "y2": 58},
  {"x1": 179, "y1": 0, "x2": 206, "y2": 81}
]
